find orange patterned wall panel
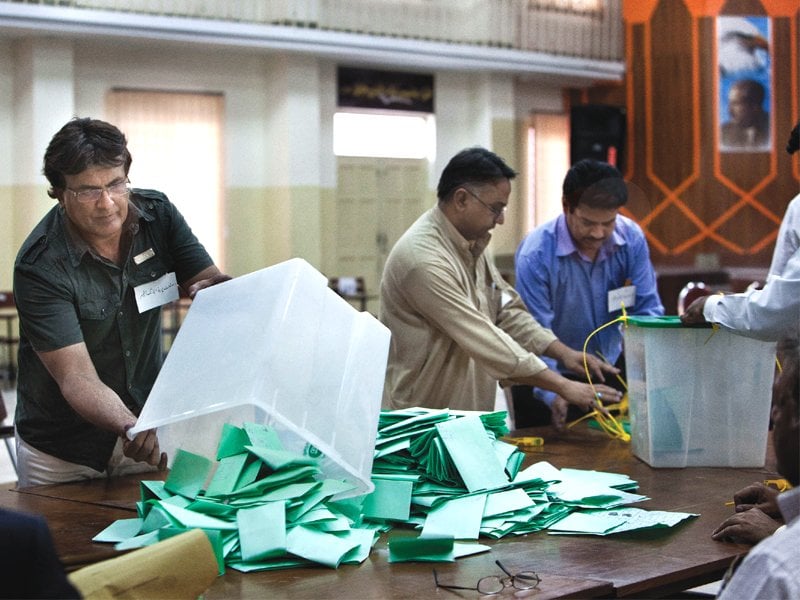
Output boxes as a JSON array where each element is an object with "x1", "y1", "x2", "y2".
[{"x1": 622, "y1": 0, "x2": 799, "y2": 268}]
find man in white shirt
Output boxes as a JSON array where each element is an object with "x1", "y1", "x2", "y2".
[
  {"x1": 681, "y1": 122, "x2": 800, "y2": 338},
  {"x1": 768, "y1": 121, "x2": 800, "y2": 279}
]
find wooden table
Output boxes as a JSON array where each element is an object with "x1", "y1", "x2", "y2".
[
  {"x1": 0, "y1": 486, "x2": 132, "y2": 569},
  {"x1": 6, "y1": 424, "x2": 777, "y2": 598}
]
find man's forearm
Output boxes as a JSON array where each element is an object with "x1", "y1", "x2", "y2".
[
  {"x1": 542, "y1": 339, "x2": 574, "y2": 365},
  {"x1": 514, "y1": 367, "x2": 573, "y2": 398},
  {"x1": 59, "y1": 373, "x2": 138, "y2": 438}
]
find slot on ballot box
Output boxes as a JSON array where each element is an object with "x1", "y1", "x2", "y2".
[
  {"x1": 129, "y1": 258, "x2": 391, "y2": 498},
  {"x1": 624, "y1": 316, "x2": 775, "y2": 468}
]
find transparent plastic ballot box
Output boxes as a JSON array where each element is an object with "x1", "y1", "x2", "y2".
[
  {"x1": 624, "y1": 316, "x2": 775, "y2": 468},
  {"x1": 129, "y1": 258, "x2": 391, "y2": 498}
]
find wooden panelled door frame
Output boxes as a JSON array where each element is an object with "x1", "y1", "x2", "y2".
[{"x1": 334, "y1": 157, "x2": 429, "y2": 314}]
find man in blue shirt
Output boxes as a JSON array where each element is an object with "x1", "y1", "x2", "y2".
[{"x1": 514, "y1": 159, "x2": 663, "y2": 429}]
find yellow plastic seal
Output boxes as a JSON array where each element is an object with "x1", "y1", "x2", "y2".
[{"x1": 502, "y1": 436, "x2": 545, "y2": 451}]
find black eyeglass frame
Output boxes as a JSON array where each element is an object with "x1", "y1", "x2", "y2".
[
  {"x1": 461, "y1": 186, "x2": 507, "y2": 220},
  {"x1": 433, "y1": 559, "x2": 541, "y2": 595}
]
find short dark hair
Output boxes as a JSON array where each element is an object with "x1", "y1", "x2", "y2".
[
  {"x1": 787, "y1": 121, "x2": 799, "y2": 155},
  {"x1": 562, "y1": 159, "x2": 627, "y2": 211},
  {"x1": 43, "y1": 117, "x2": 132, "y2": 199},
  {"x1": 437, "y1": 147, "x2": 516, "y2": 201}
]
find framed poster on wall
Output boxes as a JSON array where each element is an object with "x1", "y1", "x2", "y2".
[{"x1": 717, "y1": 15, "x2": 772, "y2": 153}]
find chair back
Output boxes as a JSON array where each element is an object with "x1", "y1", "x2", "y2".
[
  {"x1": 329, "y1": 276, "x2": 368, "y2": 311},
  {"x1": 0, "y1": 291, "x2": 14, "y2": 309}
]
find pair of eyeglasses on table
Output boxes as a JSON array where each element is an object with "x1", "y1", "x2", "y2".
[{"x1": 433, "y1": 560, "x2": 541, "y2": 595}]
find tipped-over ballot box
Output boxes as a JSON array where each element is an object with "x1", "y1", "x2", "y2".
[
  {"x1": 624, "y1": 316, "x2": 775, "y2": 468},
  {"x1": 129, "y1": 258, "x2": 391, "y2": 497}
]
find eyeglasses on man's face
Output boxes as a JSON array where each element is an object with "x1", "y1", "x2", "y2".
[
  {"x1": 433, "y1": 560, "x2": 541, "y2": 595},
  {"x1": 462, "y1": 187, "x2": 506, "y2": 220},
  {"x1": 64, "y1": 179, "x2": 130, "y2": 204}
]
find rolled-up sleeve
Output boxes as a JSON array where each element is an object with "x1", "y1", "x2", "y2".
[{"x1": 704, "y1": 251, "x2": 800, "y2": 341}]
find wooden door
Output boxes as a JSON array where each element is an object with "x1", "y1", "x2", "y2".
[{"x1": 335, "y1": 157, "x2": 430, "y2": 313}]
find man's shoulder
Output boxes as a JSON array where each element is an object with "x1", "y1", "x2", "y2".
[
  {"x1": 132, "y1": 188, "x2": 169, "y2": 202},
  {"x1": 390, "y1": 211, "x2": 441, "y2": 256},
  {"x1": 130, "y1": 188, "x2": 172, "y2": 214},
  {"x1": 517, "y1": 217, "x2": 559, "y2": 256},
  {"x1": 386, "y1": 215, "x2": 459, "y2": 285},
  {"x1": 615, "y1": 214, "x2": 648, "y2": 241},
  {"x1": 16, "y1": 206, "x2": 64, "y2": 267}
]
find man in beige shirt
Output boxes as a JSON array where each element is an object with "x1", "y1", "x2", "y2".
[{"x1": 380, "y1": 146, "x2": 621, "y2": 413}]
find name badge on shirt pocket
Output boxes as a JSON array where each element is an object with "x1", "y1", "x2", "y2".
[
  {"x1": 135, "y1": 272, "x2": 179, "y2": 313},
  {"x1": 608, "y1": 284, "x2": 636, "y2": 313},
  {"x1": 133, "y1": 247, "x2": 156, "y2": 265}
]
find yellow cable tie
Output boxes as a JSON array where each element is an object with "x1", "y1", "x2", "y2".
[
  {"x1": 580, "y1": 315, "x2": 630, "y2": 442},
  {"x1": 764, "y1": 478, "x2": 792, "y2": 492},
  {"x1": 502, "y1": 436, "x2": 544, "y2": 450},
  {"x1": 703, "y1": 325, "x2": 719, "y2": 345}
]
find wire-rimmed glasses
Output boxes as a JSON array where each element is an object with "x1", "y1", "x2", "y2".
[
  {"x1": 462, "y1": 187, "x2": 506, "y2": 220},
  {"x1": 64, "y1": 179, "x2": 130, "y2": 203},
  {"x1": 433, "y1": 560, "x2": 541, "y2": 595}
]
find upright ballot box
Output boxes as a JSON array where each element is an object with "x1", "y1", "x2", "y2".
[
  {"x1": 624, "y1": 316, "x2": 775, "y2": 468},
  {"x1": 129, "y1": 258, "x2": 391, "y2": 497}
]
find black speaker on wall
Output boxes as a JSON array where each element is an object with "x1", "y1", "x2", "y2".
[{"x1": 570, "y1": 104, "x2": 626, "y2": 170}]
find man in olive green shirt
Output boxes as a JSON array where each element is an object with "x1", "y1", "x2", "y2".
[
  {"x1": 13, "y1": 118, "x2": 230, "y2": 487},
  {"x1": 380, "y1": 147, "x2": 621, "y2": 413}
]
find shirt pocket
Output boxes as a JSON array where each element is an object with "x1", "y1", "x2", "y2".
[
  {"x1": 77, "y1": 296, "x2": 118, "y2": 350},
  {"x1": 127, "y1": 257, "x2": 172, "y2": 288},
  {"x1": 77, "y1": 297, "x2": 116, "y2": 321},
  {"x1": 485, "y1": 282, "x2": 504, "y2": 321}
]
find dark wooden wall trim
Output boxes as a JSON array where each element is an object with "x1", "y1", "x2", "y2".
[{"x1": 570, "y1": 0, "x2": 799, "y2": 270}]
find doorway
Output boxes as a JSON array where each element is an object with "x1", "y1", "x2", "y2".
[
  {"x1": 334, "y1": 157, "x2": 430, "y2": 313},
  {"x1": 106, "y1": 90, "x2": 225, "y2": 267}
]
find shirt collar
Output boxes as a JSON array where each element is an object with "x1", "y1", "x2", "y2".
[{"x1": 433, "y1": 205, "x2": 491, "y2": 258}]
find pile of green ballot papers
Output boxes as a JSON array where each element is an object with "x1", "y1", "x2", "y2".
[
  {"x1": 92, "y1": 422, "x2": 382, "y2": 573},
  {"x1": 91, "y1": 412, "x2": 697, "y2": 570},
  {"x1": 365, "y1": 408, "x2": 697, "y2": 545}
]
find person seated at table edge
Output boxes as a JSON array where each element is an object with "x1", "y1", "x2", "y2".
[
  {"x1": 715, "y1": 339, "x2": 799, "y2": 598},
  {"x1": 0, "y1": 507, "x2": 81, "y2": 599},
  {"x1": 712, "y1": 338, "x2": 797, "y2": 546}
]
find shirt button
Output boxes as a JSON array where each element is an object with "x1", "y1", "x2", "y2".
[
  {"x1": 118, "y1": 312, "x2": 123, "y2": 318},
  {"x1": 125, "y1": 350, "x2": 131, "y2": 357}
]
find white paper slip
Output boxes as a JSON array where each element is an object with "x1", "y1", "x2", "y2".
[
  {"x1": 135, "y1": 271, "x2": 179, "y2": 313},
  {"x1": 608, "y1": 284, "x2": 636, "y2": 313}
]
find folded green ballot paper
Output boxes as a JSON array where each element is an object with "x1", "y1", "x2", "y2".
[{"x1": 388, "y1": 534, "x2": 455, "y2": 563}]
